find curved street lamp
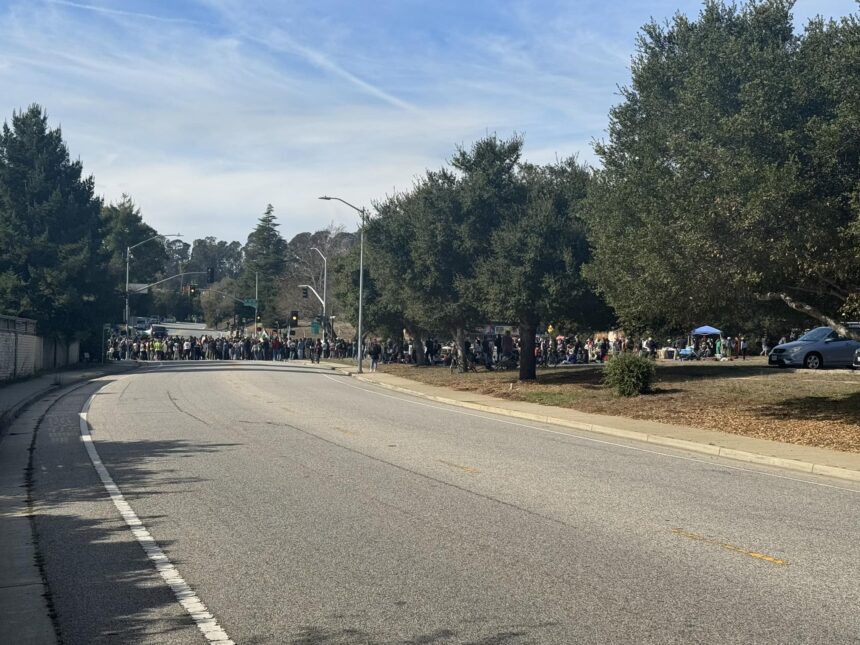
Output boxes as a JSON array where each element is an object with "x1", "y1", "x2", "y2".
[
  {"x1": 126, "y1": 233, "x2": 182, "y2": 334},
  {"x1": 318, "y1": 196, "x2": 367, "y2": 372},
  {"x1": 310, "y1": 247, "x2": 327, "y2": 338}
]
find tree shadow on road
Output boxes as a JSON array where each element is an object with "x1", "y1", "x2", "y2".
[
  {"x1": 33, "y1": 510, "x2": 201, "y2": 644},
  {"x1": 29, "y1": 386, "x2": 243, "y2": 644},
  {"x1": 250, "y1": 621, "x2": 554, "y2": 644}
]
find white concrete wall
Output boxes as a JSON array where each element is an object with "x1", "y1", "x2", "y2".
[{"x1": 0, "y1": 316, "x2": 81, "y2": 382}]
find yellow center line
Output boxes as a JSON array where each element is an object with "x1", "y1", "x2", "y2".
[
  {"x1": 671, "y1": 528, "x2": 788, "y2": 566},
  {"x1": 438, "y1": 459, "x2": 480, "y2": 475}
]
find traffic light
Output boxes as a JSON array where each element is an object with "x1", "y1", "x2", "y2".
[
  {"x1": 189, "y1": 283, "x2": 198, "y2": 296},
  {"x1": 206, "y1": 267, "x2": 215, "y2": 284},
  {"x1": 301, "y1": 286, "x2": 308, "y2": 299},
  {"x1": 256, "y1": 313, "x2": 262, "y2": 323},
  {"x1": 290, "y1": 310, "x2": 299, "y2": 326}
]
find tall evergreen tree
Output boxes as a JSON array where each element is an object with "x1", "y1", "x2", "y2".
[
  {"x1": 243, "y1": 204, "x2": 287, "y2": 322},
  {"x1": 101, "y1": 194, "x2": 168, "y2": 284},
  {"x1": 0, "y1": 104, "x2": 113, "y2": 337}
]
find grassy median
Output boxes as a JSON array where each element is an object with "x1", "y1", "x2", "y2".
[{"x1": 377, "y1": 358, "x2": 860, "y2": 453}]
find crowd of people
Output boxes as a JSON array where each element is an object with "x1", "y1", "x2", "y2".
[
  {"x1": 107, "y1": 327, "x2": 798, "y2": 369},
  {"x1": 106, "y1": 333, "x2": 361, "y2": 363},
  {"x1": 365, "y1": 328, "x2": 793, "y2": 370}
]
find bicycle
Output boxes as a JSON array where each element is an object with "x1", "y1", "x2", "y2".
[
  {"x1": 449, "y1": 352, "x2": 479, "y2": 373},
  {"x1": 494, "y1": 354, "x2": 518, "y2": 371}
]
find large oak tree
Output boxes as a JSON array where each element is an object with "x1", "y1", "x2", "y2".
[{"x1": 584, "y1": 1, "x2": 860, "y2": 337}]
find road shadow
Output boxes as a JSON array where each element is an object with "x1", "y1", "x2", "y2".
[
  {"x1": 28, "y1": 382, "x2": 243, "y2": 643},
  {"x1": 36, "y1": 436, "x2": 241, "y2": 507},
  {"x1": 33, "y1": 511, "x2": 200, "y2": 644},
  {"x1": 250, "y1": 622, "x2": 553, "y2": 644}
]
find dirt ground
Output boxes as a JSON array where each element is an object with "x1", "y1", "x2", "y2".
[{"x1": 378, "y1": 357, "x2": 860, "y2": 453}]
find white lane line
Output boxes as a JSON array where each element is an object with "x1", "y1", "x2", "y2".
[
  {"x1": 322, "y1": 374, "x2": 860, "y2": 495},
  {"x1": 78, "y1": 394, "x2": 234, "y2": 644}
]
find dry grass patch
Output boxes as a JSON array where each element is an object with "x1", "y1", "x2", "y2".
[{"x1": 379, "y1": 359, "x2": 860, "y2": 453}]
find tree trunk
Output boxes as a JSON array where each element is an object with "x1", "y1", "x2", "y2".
[
  {"x1": 455, "y1": 327, "x2": 468, "y2": 373},
  {"x1": 405, "y1": 327, "x2": 422, "y2": 364},
  {"x1": 518, "y1": 320, "x2": 537, "y2": 381},
  {"x1": 760, "y1": 292, "x2": 860, "y2": 341}
]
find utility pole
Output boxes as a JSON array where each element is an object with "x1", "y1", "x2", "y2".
[{"x1": 254, "y1": 272, "x2": 259, "y2": 338}]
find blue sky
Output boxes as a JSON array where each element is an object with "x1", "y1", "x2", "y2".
[{"x1": 1, "y1": 0, "x2": 857, "y2": 243}]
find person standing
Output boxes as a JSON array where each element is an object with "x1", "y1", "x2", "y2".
[{"x1": 369, "y1": 340, "x2": 382, "y2": 372}]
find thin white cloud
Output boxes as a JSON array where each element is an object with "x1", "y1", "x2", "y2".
[
  {"x1": 2, "y1": 0, "x2": 857, "y2": 245},
  {"x1": 197, "y1": 0, "x2": 418, "y2": 113},
  {"x1": 248, "y1": 31, "x2": 420, "y2": 114},
  {"x1": 46, "y1": 0, "x2": 204, "y2": 25}
]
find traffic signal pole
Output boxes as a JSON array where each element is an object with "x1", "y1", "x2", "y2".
[
  {"x1": 254, "y1": 272, "x2": 259, "y2": 338},
  {"x1": 299, "y1": 284, "x2": 324, "y2": 308}
]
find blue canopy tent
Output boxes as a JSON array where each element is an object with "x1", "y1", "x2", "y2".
[
  {"x1": 692, "y1": 325, "x2": 722, "y2": 336},
  {"x1": 679, "y1": 325, "x2": 723, "y2": 359}
]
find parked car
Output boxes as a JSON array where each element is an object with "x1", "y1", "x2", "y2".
[
  {"x1": 147, "y1": 325, "x2": 168, "y2": 339},
  {"x1": 769, "y1": 326, "x2": 860, "y2": 369}
]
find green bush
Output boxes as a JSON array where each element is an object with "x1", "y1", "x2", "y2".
[{"x1": 602, "y1": 352, "x2": 656, "y2": 397}]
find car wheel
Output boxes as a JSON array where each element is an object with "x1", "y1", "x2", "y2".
[{"x1": 804, "y1": 353, "x2": 823, "y2": 370}]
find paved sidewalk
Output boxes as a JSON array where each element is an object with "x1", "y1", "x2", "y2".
[
  {"x1": 317, "y1": 361, "x2": 860, "y2": 483},
  {"x1": 0, "y1": 361, "x2": 140, "y2": 439},
  {"x1": 0, "y1": 361, "x2": 140, "y2": 645}
]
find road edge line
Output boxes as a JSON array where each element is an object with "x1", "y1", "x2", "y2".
[{"x1": 78, "y1": 392, "x2": 234, "y2": 644}]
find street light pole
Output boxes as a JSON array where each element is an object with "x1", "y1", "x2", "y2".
[
  {"x1": 357, "y1": 217, "x2": 365, "y2": 371},
  {"x1": 310, "y1": 247, "x2": 327, "y2": 338},
  {"x1": 318, "y1": 196, "x2": 366, "y2": 373},
  {"x1": 125, "y1": 233, "x2": 182, "y2": 336}
]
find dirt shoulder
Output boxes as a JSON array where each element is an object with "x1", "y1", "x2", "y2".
[{"x1": 376, "y1": 358, "x2": 860, "y2": 453}]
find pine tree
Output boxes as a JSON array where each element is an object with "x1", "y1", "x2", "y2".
[
  {"x1": 242, "y1": 204, "x2": 287, "y2": 322},
  {"x1": 0, "y1": 104, "x2": 114, "y2": 337}
]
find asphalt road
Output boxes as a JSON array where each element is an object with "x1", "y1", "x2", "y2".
[{"x1": 30, "y1": 362, "x2": 860, "y2": 644}]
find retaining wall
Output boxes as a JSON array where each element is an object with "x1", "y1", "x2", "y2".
[{"x1": 0, "y1": 315, "x2": 80, "y2": 381}]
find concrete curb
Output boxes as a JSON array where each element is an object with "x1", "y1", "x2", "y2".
[
  {"x1": 0, "y1": 384, "x2": 59, "y2": 440},
  {"x1": 0, "y1": 362, "x2": 142, "y2": 442},
  {"x1": 344, "y1": 373, "x2": 860, "y2": 484}
]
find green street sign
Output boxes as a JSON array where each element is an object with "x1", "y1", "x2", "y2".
[
  {"x1": 310, "y1": 321, "x2": 321, "y2": 335},
  {"x1": 242, "y1": 298, "x2": 257, "y2": 307}
]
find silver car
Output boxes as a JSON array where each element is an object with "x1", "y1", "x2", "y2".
[{"x1": 769, "y1": 326, "x2": 860, "y2": 369}]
